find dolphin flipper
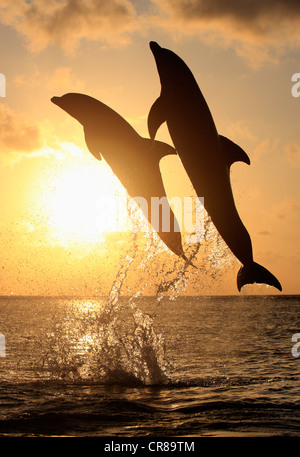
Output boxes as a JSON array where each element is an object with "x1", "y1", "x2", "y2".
[
  {"x1": 219, "y1": 135, "x2": 251, "y2": 168},
  {"x1": 237, "y1": 262, "x2": 282, "y2": 292},
  {"x1": 148, "y1": 97, "x2": 166, "y2": 140},
  {"x1": 84, "y1": 128, "x2": 102, "y2": 161}
]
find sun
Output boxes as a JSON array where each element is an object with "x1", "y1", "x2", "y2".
[{"x1": 43, "y1": 147, "x2": 128, "y2": 245}]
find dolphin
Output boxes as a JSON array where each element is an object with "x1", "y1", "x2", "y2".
[
  {"x1": 51, "y1": 93, "x2": 190, "y2": 262},
  {"x1": 148, "y1": 42, "x2": 282, "y2": 292}
]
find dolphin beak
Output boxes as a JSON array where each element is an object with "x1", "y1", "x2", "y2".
[
  {"x1": 149, "y1": 41, "x2": 161, "y2": 54},
  {"x1": 51, "y1": 96, "x2": 60, "y2": 105}
]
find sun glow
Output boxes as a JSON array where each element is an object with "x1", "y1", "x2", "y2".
[{"x1": 44, "y1": 149, "x2": 128, "y2": 245}]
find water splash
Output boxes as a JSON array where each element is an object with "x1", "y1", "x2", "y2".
[
  {"x1": 153, "y1": 214, "x2": 235, "y2": 300},
  {"x1": 34, "y1": 231, "x2": 171, "y2": 385},
  {"x1": 34, "y1": 204, "x2": 234, "y2": 386}
]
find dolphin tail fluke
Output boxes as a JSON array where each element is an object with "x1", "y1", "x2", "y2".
[{"x1": 237, "y1": 262, "x2": 282, "y2": 292}]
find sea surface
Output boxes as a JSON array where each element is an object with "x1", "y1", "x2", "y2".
[{"x1": 0, "y1": 294, "x2": 299, "y2": 438}]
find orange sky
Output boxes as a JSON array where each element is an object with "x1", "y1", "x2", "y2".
[{"x1": 0, "y1": 0, "x2": 299, "y2": 296}]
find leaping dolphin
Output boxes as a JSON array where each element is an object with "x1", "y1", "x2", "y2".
[
  {"x1": 51, "y1": 93, "x2": 190, "y2": 262},
  {"x1": 148, "y1": 42, "x2": 282, "y2": 292}
]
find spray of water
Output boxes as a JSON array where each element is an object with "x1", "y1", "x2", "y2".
[{"x1": 34, "y1": 202, "x2": 234, "y2": 385}]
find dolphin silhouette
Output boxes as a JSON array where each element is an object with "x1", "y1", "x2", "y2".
[
  {"x1": 148, "y1": 42, "x2": 282, "y2": 292},
  {"x1": 51, "y1": 93, "x2": 190, "y2": 262}
]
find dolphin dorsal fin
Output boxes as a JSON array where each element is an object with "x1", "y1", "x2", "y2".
[
  {"x1": 148, "y1": 96, "x2": 166, "y2": 140},
  {"x1": 84, "y1": 128, "x2": 102, "y2": 161},
  {"x1": 219, "y1": 135, "x2": 251, "y2": 168}
]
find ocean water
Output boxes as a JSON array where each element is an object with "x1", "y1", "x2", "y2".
[{"x1": 0, "y1": 292, "x2": 299, "y2": 438}]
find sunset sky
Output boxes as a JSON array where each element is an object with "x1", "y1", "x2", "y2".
[{"x1": 0, "y1": 0, "x2": 299, "y2": 296}]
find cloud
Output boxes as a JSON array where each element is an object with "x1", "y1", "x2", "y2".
[
  {"x1": 47, "y1": 67, "x2": 85, "y2": 91},
  {"x1": 252, "y1": 138, "x2": 280, "y2": 162},
  {"x1": 152, "y1": 0, "x2": 300, "y2": 64},
  {"x1": 14, "y1": 66, "x2": 85, "y2": 93},
  {"x1": 1, "y1": 0, "x2": 300, "y2": 63},
  {"x1": 20, "y1": 141, "x2": 86, "y2": 162},
  {"x1": 0, "y1": 104, "x2": 43, "y2": 161},
  {"x1": 257, "y1": 230, "x2": 271, "y2": 236},
  {"x1": 155, "y1": 0, "x2": 300, "y2": 28},
  {"x1": 270, "y1": 198, "x2": 300, "y2": 221},
  {"x1": 225, "y1": 120, "x2": 257, "y2": 142},
  {"x1": 0, "y1": 104, "x2": 84, "y2": 164},
  {"x1": 252, "y1": 139, "x2": 271, "y2": 162},
  {"x1": 0, "y1": 0, "x2": 137, "y2": 52},
  {"x1": 285, "y1": 143, "x2": 300, "y2": 166}
]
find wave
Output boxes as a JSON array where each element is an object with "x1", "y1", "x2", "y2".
[{"x1": 1, "y1": 389, "x2": 299, "y2": 438}]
